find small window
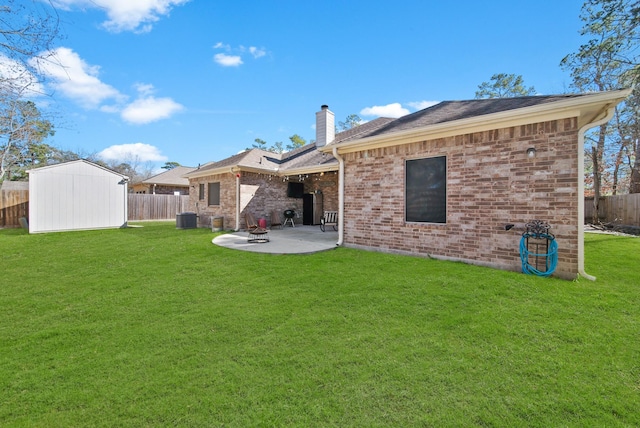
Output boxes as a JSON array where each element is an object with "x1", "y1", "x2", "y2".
[
  {"x1": 199, "y1": 183, "x2": 205, "y2": 200},
  {"x1": 208, "y1": 182, "x2": 220, "y2": 206},
  {"x1": 405, "y1": 156, "x2": 446, "y2": 223}
]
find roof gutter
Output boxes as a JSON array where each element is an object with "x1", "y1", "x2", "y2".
[
  {"x1": 576, "y1": 103, "x2": 618, "y2": 281},
  {"x1": 332, "y1": 146, "x2": 344, "y2": 246},
  {"x1": 185, "y1": 164, "x2": 336, "y2": 179}
]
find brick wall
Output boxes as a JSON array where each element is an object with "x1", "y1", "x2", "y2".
[
  {"x1": 188, "y1": 172, "x2": 237, "y2": 229},
  {"x1": 188, "y1": 171, "x2": 339, "y2": 229},
  {"x1": 152, "y1": 185, "x2": 189, "y2": 195},
  {"x1": 242, "y1": 172, "x2": 301, "y2": 227},
  {"x1": 342, "y1": 118, "x2": 580, "y2": 279},
  {"x1": 308, "y1": 172, "x2": 339, "y2": 212}
]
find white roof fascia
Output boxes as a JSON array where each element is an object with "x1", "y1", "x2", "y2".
[
  {"x1": 185, "y1": 162, "x2": 338, "y2": 179},
  {"x1": 184, "y1": 165, "x2": 279, "y2": 179}
]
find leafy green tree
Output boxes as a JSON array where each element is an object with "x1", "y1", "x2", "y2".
[
  {"x1": 475, "y1": 73, "x2": 536, "y2": 98},
  {"x1": 250, "y1": 134, "x2": 306, "y2": 154},
  {"x1": 251, "y1": 138, "x2": 268, "y2": 150},
  {"x1": 287, "y1": 134, "x2": 306, "y2": 151},
  {"x1": 618, "y1": 90, "x2": 640, "y2": 193},
  {"x1": 1, "y1": 1, "x2": 61, "y2": 181},
  {"x1": 0, "y1": 99, "x2": 54, "y2": 181},
  {"x1": 337, "y1": 114, "x2": 363, "y2": 131},
  {"x1": 161, "y1": 161, "x2": 181, "y2": 170},
  {"x1": 561, "y1": 0, "x2": 640, "y2": 217}
]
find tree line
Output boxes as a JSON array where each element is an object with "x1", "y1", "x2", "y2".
[{"x1": 476, "y1": 1, "x2": 640, "y2": 207}]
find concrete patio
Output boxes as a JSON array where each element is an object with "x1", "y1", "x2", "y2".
[{"x1": 212, "y1": 225, "x2": 339, "y2": 254}]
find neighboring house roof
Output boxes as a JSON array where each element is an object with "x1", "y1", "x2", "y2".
[
  {"x1": 141, "y1": 166, "x2": 195, "y2": 186},
  {"x1": 184, "y1": 117, "x2": 394, "y2": 179},
  {"x1": 324, "y1": 90, "x2": 632, "y2": 153}
]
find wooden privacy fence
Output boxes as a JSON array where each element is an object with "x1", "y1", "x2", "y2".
[
  {"x1": 585, "y1": 194, "x2": 640, "y2": 226},
  {"x1": 128, "y1": 194, "x2": 190, "y2": 221},
  {"x1": 0, "y1": 189, "x2": 29, "y2": 228}
]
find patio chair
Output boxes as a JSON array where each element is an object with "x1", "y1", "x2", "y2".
[
  {"x1": 320, "y1": 211, "x2": 338, "y2": 232},
  {"x1": 245, "y1": 212, "x2": 259, "y2": 231},
  {"x1": 245, "y1": 212, "x2": 269, "y2": 243},
  {"x1": 270, "y1": 210, "x2": 282, "y2": 229}
]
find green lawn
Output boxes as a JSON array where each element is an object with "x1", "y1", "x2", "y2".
[{"x1": 1, "y1": 223, "x2": 639, "y2": 427}]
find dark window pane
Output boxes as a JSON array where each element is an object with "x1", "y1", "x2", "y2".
[
  {"x1": 208, "y1": 182, "x2": 220, "y2": 206},
  {"x1": 405, "y1": 156, "x2": 446, "y2": 223}
]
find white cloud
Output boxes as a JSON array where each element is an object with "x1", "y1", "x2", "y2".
[
  {"x1": 98, "y1": 142, "x2": 168, "y2": 162},
  {"x1": 52, "y1": 0, "x2": 190, "y2": 33},
  {"x1": 214, "y1": 53, "x2": 243, "y2": 67},
  {"x1": 121, "y1": 95, "x2": 184, "y2": 124},
  {"x1": 30, "y1": 47, "x2": 124, "y2": 109},
  {"x1": 212, "y1": 43, "x2": 268, "y2": 67},
  {"x1": 31, "y1": 50, "x2": 182, "y2": 124},
  {"x1": 213, "y1": 42, "x2": 230, "y2": 50},
  {"x1": 133, "y1": 82, "x2": 155, "y2": 96},
  {"x1": 248, "y1": 46, "x2": 266, "y2": 59},
  {"x1": 360, "y1": 103, "x2": 410, "y2": 118},
  {"x1": 407, "y1": 100, "x2": 440, "y2": 111}
]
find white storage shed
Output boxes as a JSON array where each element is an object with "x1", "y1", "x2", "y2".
[{"x1": 27, "y1": 160, "x2": 128, "y2": 233}]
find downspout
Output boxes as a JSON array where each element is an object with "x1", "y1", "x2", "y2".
[
  {"x1": 234, "y1": 169, "x2": 241, "y2": 231},
  {"x1": 577, "y1": 105, "x2": 616, "y2": 281},
  {"x1": 332, "y1": 146, "x2": 344, "y2": 246},
  {"x1": 123, "y1": 179, "x2": 129, "y2": 228}
]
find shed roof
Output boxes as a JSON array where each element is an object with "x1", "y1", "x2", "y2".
[{"x1": 26, "y1": 159, "x2": 128, "y2": 179}]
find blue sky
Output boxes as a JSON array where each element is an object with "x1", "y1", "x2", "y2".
[{"x1": 32, "y1": 0, "x2": 586, "y2": 171}]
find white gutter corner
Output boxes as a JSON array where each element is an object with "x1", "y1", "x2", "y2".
[
  {"x1": 577, "y1": 105, "x2": 618, "y2": 281},
  {"x1": 332, "y1": 146, "x2": 344, "y2": 246}
]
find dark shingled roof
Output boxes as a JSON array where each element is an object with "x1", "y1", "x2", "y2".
[
  {"x1": 188, "y1": 94, "x2": 601, "y2": 177},
  {"x1": 350, "y1": 94, "x2": 588, "y2": 139},
  {"x1": 333, "y1": 117, "x2": 395, "y2": 143},
  {"x1": 187, "y1": 117, "x2": 394, "y2": 176}
]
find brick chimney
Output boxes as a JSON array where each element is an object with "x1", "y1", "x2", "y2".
[{"x1": 315, "y1": 105, "x2": 335, "y2": 148}]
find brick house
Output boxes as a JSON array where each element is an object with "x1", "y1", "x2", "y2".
[
  {"x1": 131, "y1": 166, "x2": 195, "y2": 194},
  {"x1": 186, "y1": 89, "x2": 629, "y2": 279},
  {"x1": 183, "y1": 113, "x2": 392, "y2": 231},
  {"x1": 317, "y1": 89, "x2": 630, "y2": 280}
]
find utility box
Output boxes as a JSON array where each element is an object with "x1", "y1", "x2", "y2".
[
  {"x1": 212, "y1": 216, "x2": 224, "y2": 232},
  {"x1": 176, "y1": 212, "x2": 197, "y2": 229}
]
